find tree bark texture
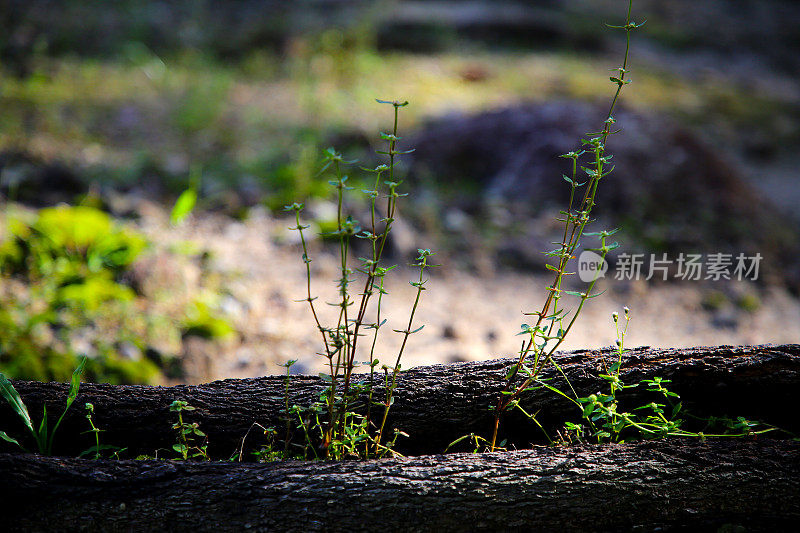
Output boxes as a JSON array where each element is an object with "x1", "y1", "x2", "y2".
[
  {"x1": 2, "y1": 439, "x2": 798, "y2": 532},
  {"x1": 1, "y1": 344, "x2": 798, "y2": 457}
]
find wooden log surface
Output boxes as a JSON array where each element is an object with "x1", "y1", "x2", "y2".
[
  {"x1": 1, "y1": 344, "x2": 798, "y2": 457},
  {"x1": 2, "y1": 439, "x2": 798, "y2": 532}
]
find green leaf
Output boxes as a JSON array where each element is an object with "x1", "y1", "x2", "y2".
[
  {"x1": 47, "y1": 357, "x2": 86, "y2": 454},
  {"x1": 37, "y1": 404, "x2": 48, "y2": 452},
  {"x1": 445, "y1": 433, "x2": 474, "y2": 452},
  {"x1": 0, "y1": 430, "x2": 22, "y2": 449},
  {"x1": 66, "y1": 357, "x2": 86, "y2": 408},
  {"x1": 376, "y1": 99, "x2": 409, "y2": 107},
  {"x1": 534, "y1": 381, "x2": 581, "y2": 407},
  {"x1": 0, "y1": 373, "x2": 33, "y2": 433},
  {"x1": 170, "y1": 188, "x2": 198, "y2": 225},
  {"x1": 379, "y1": 132, "x2": 401, "y2": 141},
  {"x1": 79, "y1": 444, "x2": 123, "y2": 458},
  {"x1": 504, "y1": 365, "x2": 519, "y2": 380}
]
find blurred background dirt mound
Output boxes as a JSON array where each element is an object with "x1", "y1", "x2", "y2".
[{"x1": 406, "y1": 101, "x2": 800, "y2": 292}]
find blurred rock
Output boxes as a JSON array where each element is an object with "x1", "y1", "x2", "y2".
[
  {"x1": 407, "y1": 101, "x2": 800, "y2": 292},
  {"x1": 0, "y1": 151, "x2": 86, "y2": 206}
]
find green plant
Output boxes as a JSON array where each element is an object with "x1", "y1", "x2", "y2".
[
  {"x1": 232, "y1": 361, "x2": 305, "y2": 462},
  {"x1": 0, "y1": 203, "x2": 236, "y2": 385},
  {"x1": 285, "y1": 99, "x2": 433, "y2": 459},
  {"x1": 180, "y1": 297, "x2": 235, "y2": 340},
  {"x1": 251, "y1": 426, "x2": 283, "y2": 462},
  {"x1": 489, "y1": 0, "x2": 642, "y2": 451},
  {"x1": 170, "y1": 165, "x2": 201, "y2": 226},
  {"x1": 445, "y1": 432, "x2": 495, "y2": 454},
  {"x1": 80, "y1": 402, "x2": 125, "y2": 459},
  {"x1": 551, "y1": 309, "x2": 777, "y2": 445},
  {"x1": 0, "y1": 205, "x2": 164, "y2": 384},
  {"x1": 474, "y1": 1, "x2": 777, "y2": 451},
  {"x1": 170, "y1": 400, "x2": 209, "y2": 461},
  {"x1": 0, "y1": 205, "x2": 147, "y2": 278},
  {"x1": 0, "y1": 357, "x2": 85, "y2": 454}
]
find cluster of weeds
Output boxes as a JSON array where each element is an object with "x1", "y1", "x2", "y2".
[
  {"x1": 0, "y1": 205, "x2": 159, "y2": 383},
  {"x1": 552, "y1": 309, "x2": 776, "y2": 445},
  {"x1": 275, "y1": 0, "x2": 778, "y2": 459},
  {"x1": 0, "y1": 357, "x2": 85, "y2": 454},
  {"x1": 435, "y1": 0, "x2": 777, "y2": 453},
  {"x1": 1, "y1": 357, "x2": 125, "y2": 458},
  {"x1": 283, "y1": 99, "x2": 433, "y2": 460},
  {"x1": 0, "y1": 203, "x2": 234, "y2": 384}
]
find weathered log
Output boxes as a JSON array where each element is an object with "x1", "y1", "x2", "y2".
[
  {"x1": 2, "y1": 439, "x2": 798, "y2": 532},
  {"x1": 1, "y1": 344, "x2": 798, "y2": 457}
]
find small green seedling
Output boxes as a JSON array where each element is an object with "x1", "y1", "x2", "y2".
[
  {"x1": 80, "y1": 402, "x2": 126, "y2": 459},
  {"x1": 170, "y1": 399, "x2": 209, "y2": 461},
  {"x1": 0, "y1": 357, "x2": 86, "y2": 455}
]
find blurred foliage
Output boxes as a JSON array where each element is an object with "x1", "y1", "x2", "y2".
[
  {"x1": 0, "y1": 205, "x2": 158, "y2": 383},
  {"x1": 0, "y1": 205, "x2": 233, "y2": 384},
  {"x1": 4, "y1": 43, "x2": 795, "y2": 216},
  {"x1": 2, "y1": 0, "x2": 799, "y2": 220},
  {"x1": 5, "y1": 1, "x2": 799, "y2": 73},
  {"x1": 1, "y1": 205, "x2": 147, "y2": 277},
  {"x1": 181, "y1": 299, "x2": 235, "y2": 340}
]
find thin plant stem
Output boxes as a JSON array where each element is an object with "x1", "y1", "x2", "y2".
[
  {"x1": 491, "y1": 0, "x2": 640, "y2": 451},
  {"x1": 374, "y1": 249, "x2": 432, "y2": 453}
]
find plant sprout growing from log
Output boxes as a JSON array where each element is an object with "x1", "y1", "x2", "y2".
[
  {"x1": 489, "y1": 0, "x2": 643, "y2": 451},
  {"x1": 286, "y1": 100, "x2": 434, "y2": 459}
]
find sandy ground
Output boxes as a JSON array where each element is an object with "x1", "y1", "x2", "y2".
[{"x1": 136, "y1": 204, "x2": 800, "y2": 383}]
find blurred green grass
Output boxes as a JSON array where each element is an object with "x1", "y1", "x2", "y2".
[{"x1": 3, "y1": 41, "x2": 794, "y2": 209}]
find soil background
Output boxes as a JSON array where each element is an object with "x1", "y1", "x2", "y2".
[{"x1": 141, "y1": 204, "x2": 800, "y2": 382}]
